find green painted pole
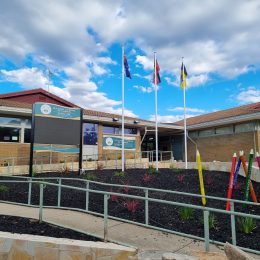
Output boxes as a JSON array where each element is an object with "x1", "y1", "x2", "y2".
[{"x1": 243, "y1": 149, "x2": 254, "y2": 205}]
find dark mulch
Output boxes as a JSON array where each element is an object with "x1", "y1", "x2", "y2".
[
  {"x1": 0, "y1": 168, "x2": 259, "y2": 250},
  {"x1": 0, "y1": 215, "x2": 100, "y2": 241}
]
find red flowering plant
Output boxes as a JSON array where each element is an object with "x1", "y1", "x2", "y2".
[
  {"x1": 143, "y1": 173, "x2": 152, "y2": 184},
  {"x1": 124, "y1": 200, "x2": 139, "y2": 213},
  {"x1": 121, "y1": 180, "x2": 130, "y2": 193},
  {"x1": 177, "y1": 174, "x2": 185, "y2": 183},
  {"x1": 110, "y1": 188, "x2": 121, "y2": 203}
]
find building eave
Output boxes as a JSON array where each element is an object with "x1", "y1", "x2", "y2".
[{"x1": 187, "y1": 112, "x2": 260, "y2": 131}]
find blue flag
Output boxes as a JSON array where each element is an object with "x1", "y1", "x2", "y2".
[{"x1": 124, "y1": 55, "x2": 131, "y2": 78}]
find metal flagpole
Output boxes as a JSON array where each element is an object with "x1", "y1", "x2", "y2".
[
  {"x1": 154, "y1": 52, "x2": 159, "y2": 171},
  {"x1": 122, "y1": 46, "x2": 125, "y2": 172},
  {"x1": 182, "y1": 57, "x2": 188, "y2": 169}
]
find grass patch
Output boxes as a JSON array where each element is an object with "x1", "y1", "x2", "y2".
[{"x1": 238, "y1": 217, "x2": 257, "y2": 234}]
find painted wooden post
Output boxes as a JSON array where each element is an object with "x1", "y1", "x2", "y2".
[
  {"x1": 226, "y1": 153, "x2": 237, "y2": 211},
  {"x1": 197, "y1": 150, "x2": 206, "y2": 206},
  {"x1": 240, "y1": 152, "x2": 257, "y2": 203}
]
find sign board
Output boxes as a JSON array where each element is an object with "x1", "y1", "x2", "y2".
[
  {"x1": 103, "y1": 135, "x2": 136, "y2": 150},
  {"x1": 29, "y1": 102, "x2": 83, "y2": 176},
  {"x1": 33, "y1": 103, "x2": 81, "y2": 145}
]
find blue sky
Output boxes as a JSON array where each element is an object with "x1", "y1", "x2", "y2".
[{"x1": 0, "y1": 0, "x2": 260, "y2": 122}]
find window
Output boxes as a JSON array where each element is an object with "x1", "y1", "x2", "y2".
[
  {"x1": 189, "y1": 131, "x2": 198, "y2": 138},
  {"x1": 24, "y1": 129, "x2": 31, "y2": 143},
  {"x1": 199, "y1": 128, "x2": 215, "y2": 137},
  {"x1": 103, "y1": 126, "x2": 137, "y2": 135},
  {"x1": 0, "y1": 127, "x2": 20, "y2": 142},
  {"x1": 235, "y1": 122, "x2": 255, "y2": 133},
  {"x1": 216, "y1": 126, "x2": 233, "y2": 135},
  {"x1": 83, "y1": 123, "x2": 98, "y2": 145},
  {"x1": 0, "y1": 117, "x2": 22, "y2": 126}
]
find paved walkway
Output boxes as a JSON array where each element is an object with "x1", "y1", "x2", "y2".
[{"x1": 0, "y1": 202, "x2": 229, "y2": 259}]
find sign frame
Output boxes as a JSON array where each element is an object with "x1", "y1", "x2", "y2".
[{"x1": 29, "y1": 103, "x2": 83, "y2": 176}]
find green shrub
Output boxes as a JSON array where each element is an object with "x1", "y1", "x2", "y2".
[
  {"x1": 83, "y1": 172, "x2": 96, "y2": 181},
  {"x1": 148, "y1": 165, "x2": 157, "y2": 174},
  {"x1": 169, "y1": 164, "x2": 182, "y2": 172},
  {"x1": 114, "y1": 171, "x2": 125, "y2": 177},
  {"x1": 238, "y1": 217, "x2": 257, "y2": 234},
  {"x1": 0, "y1": 185, "x2": 9, "y2": 193},
  {"x1": 200, "y1": 212, "x2": 218, "y2": 230},
  {"x1": 179, "y1": 207, "x2": 194, "y2": 220}
]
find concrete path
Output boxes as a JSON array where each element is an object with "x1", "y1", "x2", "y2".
[{"x1": 0, "y1": 202, "x2": 229, "y2": 259}]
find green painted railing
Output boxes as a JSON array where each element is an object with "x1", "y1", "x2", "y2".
[{"x1": 0, "y1": 175, "x2": 259, "y2": 255}]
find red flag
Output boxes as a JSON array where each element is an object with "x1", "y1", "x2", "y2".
[{"x1": 153, "y1": 60, "x2": 161, "y2": 84}]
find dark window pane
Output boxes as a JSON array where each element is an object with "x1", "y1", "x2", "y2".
[
  {"x1": 0, "y1": 127, "x2": 20, "y2": 142},
  {"x1": 24, "y1": 129, "x2": 31, "y2": 143}
]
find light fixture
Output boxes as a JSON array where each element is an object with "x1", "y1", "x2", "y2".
[{"x1": 112, "y1": 117, "x2": 119, "y2": 122}]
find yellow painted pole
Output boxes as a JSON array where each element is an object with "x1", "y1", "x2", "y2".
[{"x1": 197, "y1": 150, "x2": 206, "y2": 206}]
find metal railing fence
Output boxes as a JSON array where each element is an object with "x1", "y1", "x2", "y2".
[
  {"x1": 0, "y1": 150, "x2": 174, "y2": 174},
  {"x1": 0, "y1": 176, "x2": 259, "y2": 254}
]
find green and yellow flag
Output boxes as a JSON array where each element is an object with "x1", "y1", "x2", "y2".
[{"x1": 180, "y1": 62, "x2": 188, "y2": 89}]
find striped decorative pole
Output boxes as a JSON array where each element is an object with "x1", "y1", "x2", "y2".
[
  {"x1": 232, "y1": 151, "x2": 242, "y2": 189},
  {"x1": 226, "y1": 153, "x2": 237, "y2": 211}
]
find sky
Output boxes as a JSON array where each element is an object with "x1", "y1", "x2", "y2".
[{"x1": 0, "y1": 0, "x2": 260, "y2": 123}]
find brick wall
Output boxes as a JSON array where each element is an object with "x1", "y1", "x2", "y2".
[{"x1": 187, "y1": 130, "x2": 259, "y2": 162}]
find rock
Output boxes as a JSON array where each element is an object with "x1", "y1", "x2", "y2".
[
  {"x1": 162, "y1": 252, "x2": 198, "y2": 260},
  {"x1": 224, "y1": 242, "x2": 255, "y2": 260}
]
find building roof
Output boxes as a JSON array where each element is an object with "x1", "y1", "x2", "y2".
[
  {"x1": 0, "y1": 88, "x2": 78, "y2": 108},
  {"x1": 175, "y1": 102, "x2": 260, "y2": 128},
  {"x1": 0, "y1": 96, "x2": 182, "y2": 129}
]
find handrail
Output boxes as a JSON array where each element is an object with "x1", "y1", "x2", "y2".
[
  {"x1": 0, "y1": 179, "x2": 259, "y2": 219},
  {"x1": 1, "y1": 175, "x2": 259, "y2": 207},
  {"x1": 0, "y1": 177, "x2": 259, "y2": 254}
]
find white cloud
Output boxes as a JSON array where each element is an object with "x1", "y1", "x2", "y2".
[
  {"x1": 165, "y1": 74, "x2": 209, "y2": 88},
  {"x1": 133, "y1": 85, "x2": 154, "y2": 93},
  {"x1": 135, "y1": 55, "x2": 153, "y2": 70},
  {"x1": 168, "y1": 107, "x2": 206, "y2": 113},
  {"x1": 236, "y1": 87, "x2": 260, "y2": 104},
  {"x1": 0, "y1": 68, "x2": 48, "y2": 89}
]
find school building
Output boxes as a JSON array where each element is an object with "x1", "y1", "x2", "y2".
[{"x1": 0, "y1": 88, "x2": 259, "y2": 166}]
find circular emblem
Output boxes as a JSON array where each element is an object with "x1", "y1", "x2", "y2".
[
  {"x1": 40, "y1": 104, "x2": 52, "y2": 115},
  {"x1": 105, "y1": 137, "x2": 113, "y2": 146}
]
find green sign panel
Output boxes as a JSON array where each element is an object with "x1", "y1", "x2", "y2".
[
  {"x1": 34, "y1": 102, "x2": 80, "y2": 120},
  {"x1": 103, "y1": 135, "x2": 136, "y2": 150}
]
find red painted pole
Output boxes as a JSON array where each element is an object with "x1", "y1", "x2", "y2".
[
  {"x1": 226, "y1": 153, "x2": 237, "y2": 211},
  {"x1": 240, "y1": 152, "x2": 257, "y2": 203}
]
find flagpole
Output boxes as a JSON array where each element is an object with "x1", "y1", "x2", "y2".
[
  {"x1": 182, "y1": 57, "x2": 188, "y2": 169},
  {"x1": 154, "y1": 52, "x2": 159, "y2": 171},
  {"x1": 122, "y1": 45, "x2": 125, "y2": 172}
]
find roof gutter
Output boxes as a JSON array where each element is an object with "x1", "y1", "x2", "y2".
[{"x1": 187, "y1": 112, "x2": 260, "y2": 130}]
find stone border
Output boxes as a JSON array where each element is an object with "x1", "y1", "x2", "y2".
[{"x1": 0, "y1": 231, "x2": 137, "y2": 259}]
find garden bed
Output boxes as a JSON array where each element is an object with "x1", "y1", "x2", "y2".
[
  {"x1": 0, "y1": 215, "x2": 100, "y2": 241},
  {"x1": 0, "y1": 168, "x2": 259, "y2": 250}
]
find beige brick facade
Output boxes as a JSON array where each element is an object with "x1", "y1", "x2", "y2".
[{"x1": 187, "y1": 130, "x2": 260, "y2": 162}]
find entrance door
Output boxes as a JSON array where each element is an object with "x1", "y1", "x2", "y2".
[{"x1": 172, "y1": 135, "x2": 183, "y2": 161}]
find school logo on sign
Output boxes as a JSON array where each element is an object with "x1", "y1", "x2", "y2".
[
  {"x1": 40, "y1": 104, "x2": 52, "y2": 115},
  {"x1": 105, "y1": 137, "x2": 113, "y2": 146}
]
